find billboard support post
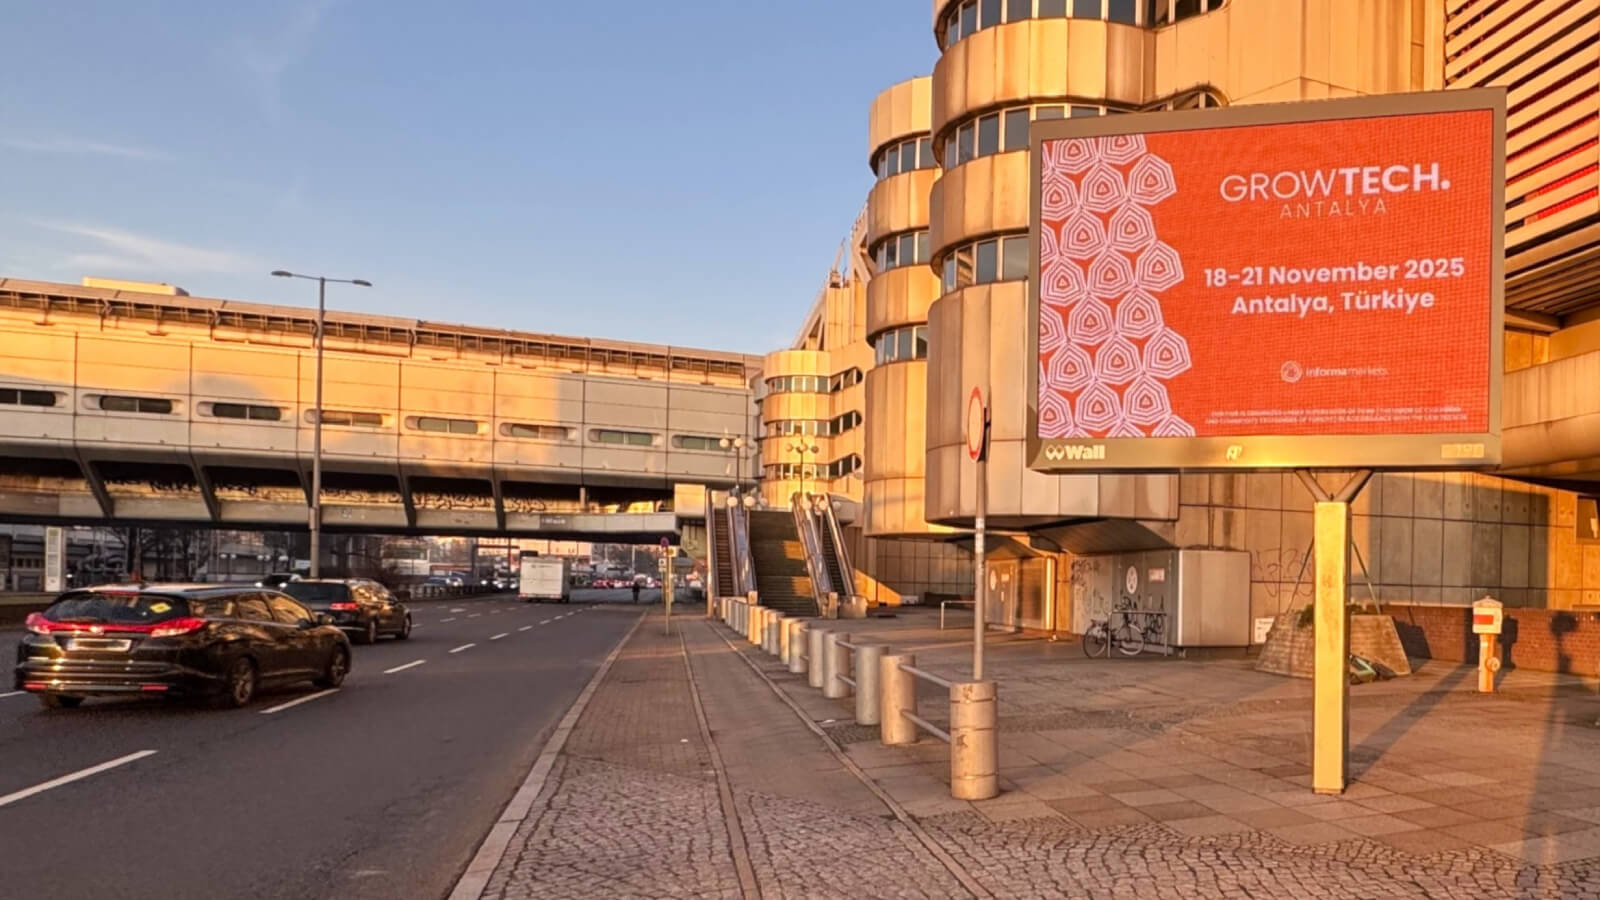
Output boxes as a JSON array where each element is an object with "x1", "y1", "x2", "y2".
[{"x1": 1297, "y1": 470, "x2": 1370, "y2": 795}]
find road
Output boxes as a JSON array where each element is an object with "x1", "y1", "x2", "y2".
[{"x1": 0, "y1": 590, "x2": 649, "y2": 900}]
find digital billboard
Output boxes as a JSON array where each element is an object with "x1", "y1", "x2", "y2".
[{"x1": 1027, "y1": 90, "x2": 1505, "y2": 472}]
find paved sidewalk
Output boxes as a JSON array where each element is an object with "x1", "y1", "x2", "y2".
[{"x1": 478, "y1": 609, "x2": 1600, "y2": 897}]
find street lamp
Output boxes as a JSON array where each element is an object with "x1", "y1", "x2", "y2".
[
  {"x1": 788, "y1": 441, "x2": 819, "y2": 500},
  {"x1": 271, "y1": 270, "x2": 372, "y2": 579},
  {"x1": 719, "y1": 435, "x2": 751, "y2": 493}
]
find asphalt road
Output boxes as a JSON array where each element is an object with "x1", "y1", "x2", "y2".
[{"x1": 0, "y1": 590, "x2": 646, "y2": 900}]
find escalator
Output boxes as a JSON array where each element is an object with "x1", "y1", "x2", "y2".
[
  {"x1": 817, "y1": 518, "x2": 851, "y2": 600},
  {"x1": 710, "y1": 505, "x2": 736, "y2": 599}
]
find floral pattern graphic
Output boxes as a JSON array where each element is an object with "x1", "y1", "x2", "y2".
[{"x1": 1038, "y1": 135, "x2": 1194, "y2": 439}]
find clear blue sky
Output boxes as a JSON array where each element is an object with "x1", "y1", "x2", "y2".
[{"x1": 0, "y1": 1, "x2": 932, "y2": 353}]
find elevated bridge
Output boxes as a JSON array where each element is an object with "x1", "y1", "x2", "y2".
[{"x1": 0, "y1": 278, "x2": 759, "y2": 539}]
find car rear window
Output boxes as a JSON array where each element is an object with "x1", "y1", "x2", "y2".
[
  {"x1": 279, "y1": 583, "x2": 350, "y2": 606},
  {"x1": 46, "y1": 592, "x2": 191, "y2": 624}
]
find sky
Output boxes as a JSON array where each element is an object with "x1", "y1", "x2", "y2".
[{"x1": 0, "y1": 1, "x2": 933, "y2": 354}]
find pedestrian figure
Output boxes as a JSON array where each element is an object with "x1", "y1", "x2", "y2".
[{"x1": 632, "y1": 580, "x2": 641, "y2": 604}]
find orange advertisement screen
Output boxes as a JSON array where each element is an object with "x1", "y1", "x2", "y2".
[{"x1": 1033, "y1": 99, "x2": 1500, "y2": 466}]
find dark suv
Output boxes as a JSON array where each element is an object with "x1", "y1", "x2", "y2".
[
  {"x1": 15, "y1": 584, "x2": 351, "y2": 709},
  {"x1": 279, "y1": 579, "x2": 411, "y2": 644}
]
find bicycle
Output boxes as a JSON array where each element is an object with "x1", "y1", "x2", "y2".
[{"x1": 1082, "y1": 598, "x2": 1145, "y2": 658}]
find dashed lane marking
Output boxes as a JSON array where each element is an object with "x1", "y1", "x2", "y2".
[
  {"x1": 261, "y1": 689, "x2": 340, "y2": 715},
  {"x1": 490, "y1": 633, "x2": 508, "y2": 641},
  {"x1": 384, "y1": 660, "x2": 426, "y2": 674},
  {"x1": 0, "y1": 750, "x2": 158, "y2": 809},
  {"x1": 442, "y1": 617, "x2": 457, "y2": 623},
  {"x1": 518, "y1": 625, "x2": 533, "y2": 632},
  {"x1": 449, "y1": 643, "x2": 476, "y2": 654}
]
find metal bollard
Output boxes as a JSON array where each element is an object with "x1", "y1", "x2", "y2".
[
  {"x1": 779, "y1": 617, "x2": 797, "y2": 664},
  {"x1": 765, "y1": 613, "x2": 784, "y2": 656},
  {"x1": 880, "y1": 653, "x2": 917, "y2": 745},
  {"x1": 731, "y1": 600, "x2": 741, "y2": 632},
  {"x1": 750, "y1": 607, "x2": 766, "y2": 645},
  {"x1": 950, "y1": 681, "x2": 998, "y2": 800},
  {"x1": 855, "y1": 643, "x2": 884, "y2": 726},
  {"x1": 823, "y1": 632, "x2": 852, "y2": 699},
  {"x1": 787, "y1": 621, "x2": 808, "y2": 674},
  {"x1": 807, "y1": 627, "x2": 828, "y2": 689}
]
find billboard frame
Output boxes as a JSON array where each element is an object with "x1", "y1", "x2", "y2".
[{"x1": 1026, "y1": 88, "x2": 1507, "y2": 473}]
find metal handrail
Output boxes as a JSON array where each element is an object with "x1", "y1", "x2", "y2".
[
  {"x1": 790, "y1": 493, "x2": 833, "y2": 606},
  {"x1": 898, "y1": 663, "x2": 954, "y2": 690},
  {"x1": 939, "y1": 599, "x2": 975, "y2": 629},
  {"x1": 705, "y1": 489, "x2": 724, "y2": 599},
  {"x1": 903, "y1": 712, "x2": 950, "y2": 743},
  {"x1": 818, "y1": 496, "x2": 860, "y2": 603},
  {"x1": 728, "y1": 500, "x2": 755, "y2": 597}
]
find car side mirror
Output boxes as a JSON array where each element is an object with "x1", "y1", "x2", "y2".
[{"x1": 308, "y1": 614, "x2": 332, "y2": 627}]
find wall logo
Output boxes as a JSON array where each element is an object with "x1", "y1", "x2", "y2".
[
  {"x1": 1280, "y1": 360, "x2": 1303, "y2": 384},
  {"x1": 1225, "y1": 445, "x2": 1244, "y2": 461},
  {"x1": 1042, "y1": 443, "x2": 1107, "y2": 462}
]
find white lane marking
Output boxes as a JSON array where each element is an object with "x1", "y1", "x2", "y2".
[
  {"x1": 490, "y1": 632, "x2": 508, "y2": 641},
  {"x1": 261, "y1": 689, "x2": 340, "y2": 715},
  {"x1": 451, "y1": 608, "x2": 465, "y2": 613},
  {"x1": 468, "y1": 614, "x2": 481, "y2": 619},
  {"x1": 489, "y1": 611, "x2": 500, "y2": 616},
  {"x1": 450, "y1": 643, "x2": 476, "y2": 654},
  {"x1": 384, "y1": 660, "x2": 426, "y2": 674},
  {"x1": 442, "y1": 617, "x2": 457, "y2": 623},
  {"x1": 518, "y1": 625, "x2": 533, "y2": 632},
  {"x1": 0, "y1": 691, "x2": 24, "y2": 700},
  {"x1": 540, "y1": 619, "x2": 551, "y2": 625},
  {"x1": 0, "y1": 750, "x2": 158, "y2": 809}
]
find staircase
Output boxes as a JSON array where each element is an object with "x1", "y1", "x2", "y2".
[
  {"x1": 817, "y1": 520, "x2": 851, "y2": 600},
  {"x1": 711, "y1": 506, "x2": 736, "y2": 599},
  {"x1": 747, "y1": 509, "x2": 817, "y2": 617}
]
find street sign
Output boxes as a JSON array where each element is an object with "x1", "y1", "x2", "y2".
[
  {"x1": 660, "y1": 537, "x2": 670, "y2": 549},
  {"x1": 966, "y1": 387, "x2": 988, "y2": 462}
]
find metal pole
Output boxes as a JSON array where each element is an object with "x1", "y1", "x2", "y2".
[
  {"x1": 310, "y1": 276, "x2": 325, "y2": 580},
  {"x1": 1312, "y1": 500, "x2": 1350, "y2": 795},
  {"x1": 974, "y1": 450, "x2": 987, "y2": 681}
]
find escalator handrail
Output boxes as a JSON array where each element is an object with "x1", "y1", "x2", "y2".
[
  {"x1": 729, "y1": 500, "x2": 756, "y2": 598},
  {"x1": 819, "y1": 496, "x2": 859, "y2": 603},
  {"x1": 790, "y1": 493, "x2": 833, "y2": 607}
]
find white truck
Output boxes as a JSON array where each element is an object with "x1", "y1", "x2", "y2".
[{"x1": 518, "y1": 556, "x2": 571, "y2": 603}]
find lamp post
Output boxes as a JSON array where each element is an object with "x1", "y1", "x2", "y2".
[
  {"x1": 719, "y1": 435, "x2": 751, "y2": 493},
  {"x1": 788, "y1": 441, "x2": 819, "y2": 500},
  {"x1": 271, "y1": 270, "x2": 372, "y2": 579}
]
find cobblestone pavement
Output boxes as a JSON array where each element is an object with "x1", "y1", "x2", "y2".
[{"x1": 477, "y1": 612, "x2": 1600, "y2": 898}]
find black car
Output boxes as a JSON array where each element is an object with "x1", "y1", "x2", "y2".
[
  {"x1": 279, "y1": 579, "x2": 411, "y2": 645},
  {"x1": 15, "y1": 584, "x2": 351, "y2": 710}
]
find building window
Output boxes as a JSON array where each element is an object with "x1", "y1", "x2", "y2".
[
  {"x1": 942, "y1": 0, "x2": 1170, "y2": 48},
  {"x1": 591, "y1": 429, "x2": 655, "y2": 447},
  {"x1": 874, "y1": 134, "x2": 939, "y2": 180},
  {"x1": 941, "y1": 103, "x2": 1122, "y2": 171},
  {"x1": 409, "y1": 416, "x2": 481, "y2": 435},
  {"x1": 873, "y1": 325, "x2": 930, "y2": 365},
  {"x1": 766, "y1": 375, "x2": 828, "y2": 394},
  {"x1": 830, "y1": 368, "x2": 863, "y2": 391},
  {"x1": 99, "y1": 395, "x2": 173, "y2": 415},
  {"x1": 872, "y1": 229, "x2": 933, "y2": 273},
  {"x1": 209, "y1": 402, "x2": 284, "y2": 421},
  {"x1": 501, "y1": 422, "x2": 571, "y2": 441},
  {"x1": 941, "y1": 235, "x2": 1030, "y2": 293},
  {"x1": 308, "y1": 409, "x2": 385, "y2": 428},
  {"x1": 672, "y1": 435, "x2": 722, "y2": 451},
  {"x1": 0, "y1": 388, "x2": 57, "y2": 408}
]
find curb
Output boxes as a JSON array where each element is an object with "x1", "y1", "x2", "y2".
[{"x1": 447, "y1": 610, "x2": 647, "y2": 900}]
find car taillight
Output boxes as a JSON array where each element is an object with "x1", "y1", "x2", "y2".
[
  {"x1": 328, "y1": 602, "x2": 359, "y2": 611},
  {"x1": 149, "y1": 617, "x2": 207, "y2": 638},
  {"x1": 24, "y1": 613, "x2": 52, "y2": 635}
]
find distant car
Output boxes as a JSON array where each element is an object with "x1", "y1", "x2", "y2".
[
  {"x1": 258, "y1": 573, "x2": 298, "y2": 589},
  {"x1": 15, "y1": 584, "x2": 351, "y2": 709},
  {"x1": 280, "y1": 579, "x2": 411, "y2": 645}
]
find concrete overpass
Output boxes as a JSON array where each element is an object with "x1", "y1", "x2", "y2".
[{"x1": 0, "y1": 278, "x2": 758, "y2": 539}]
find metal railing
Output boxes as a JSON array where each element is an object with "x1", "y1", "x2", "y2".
[
  {"x1": 817, "y1": 497, "x2": 862, "y2": 609},
  {"x1": 714, "y1": 608, "x2": 997, "y2": 801},
  {"x1": 705, "y1": 489, "x2": 725, "y2": 599},
  {"x1": 938, "y1": 599, "x2": 975, "y2": 629},
  {"x1": 790, "y1": 493, "x2": 833, "y2": 610},
  {"x1": 728, "y1": 500, "x2": 755, "y2": 598}
]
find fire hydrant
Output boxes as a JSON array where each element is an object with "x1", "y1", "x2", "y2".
[{"x1": 1472, "y1": 596, "x2": 1503, "y2": 693}]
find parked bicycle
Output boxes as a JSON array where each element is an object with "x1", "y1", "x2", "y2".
[{"x1": 1082, "y1": 595, "x2": 1147, "y2": 658}]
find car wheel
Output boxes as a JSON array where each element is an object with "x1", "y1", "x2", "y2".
[
  {"x1": 396, "y1": 615, "x2": 412, "y2": 641},
  {"x1": 315, "y1": 646, "x2": 350, "y2": 689},
  {"x1": 220, "y1": 657, "x2": 257, "y2": 708},
  {"x1": 39, "y1": 694, "x2": 84, "y2": 710},
  {"x1": 359, "y1": 618, "x2": 378, "y2": 645}
]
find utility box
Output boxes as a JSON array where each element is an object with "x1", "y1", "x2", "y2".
[
  {"x1": 1472, "y1": 596, "x2": 1503, "y2": 635},
  {"x1": 1172, "y1": 550, "x2": 1252, "y2": 648}
]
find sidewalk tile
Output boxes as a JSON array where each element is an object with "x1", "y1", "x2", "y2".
[
  {"x1": 1161, "y1": 814, "x2": 1253, "y2": 837},
  {"x1": 1394, "y1": 805, "x2": 1480, "y2": 829},
  {"x1": 1065, "y1": 806, "x2": 1153, "y2": 829},
  {"x1": 1138, "y1": 801, "x2": 1217, "y2": 822},
  {"x1": 1340, "y1": 813, "x2": 1424, "y2": 836},
  {"x1": 1266, "y1": 822, "x2": 1359, "y2": 846},
  {"x1": 1232, "y1": 807, "x2": 1315, "y2": 829},
  {"x1": 1352, "y1": 794, "x2": 1435, "y2": 814},
  {"x1": 1109, "y1": 788, "x2": 1185, "y2": 807}
]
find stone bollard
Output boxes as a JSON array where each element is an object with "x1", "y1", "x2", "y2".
[
  {"x1": 855, "y1": 643, "x2": 884, "y2": 726},
  {"x1": 950, "y1": 681, "x2": 998, "y2": 800},
  {"x1": 787, "y1": 621, "x2": 809, "y2": 674},
  {"x1": 765, "y1": 613, "x2": 784, "y2": 656},
  {"x1": 733, "y1": 600, "x2": 743, "y2": 633},
  {"x1": 823, "y1": 632, "x2": 852, "y2": 700},
  {"x1": 751, "y1": 607, "x2": 767, "y2": 645},
  {"x1": 880, "y1": 653, "x2": 917, "y2": 745},
  {"x1": 807, "y1": 627, "x2": 828, "y2": 689}
]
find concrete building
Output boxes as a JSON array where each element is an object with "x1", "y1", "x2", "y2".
[
  {"x1": 783, "y1": 0, "x2": 1600, "y2": 645},
  {"x1": 0, "y1": 277, "x2": 761, "y2": 539}
]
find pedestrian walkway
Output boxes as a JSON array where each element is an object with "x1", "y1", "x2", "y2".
[{"x1": 474, "y1": 609, "x2": 1600, "y2": 898}]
